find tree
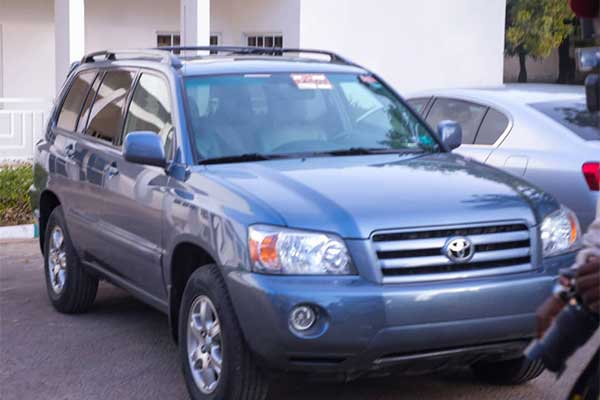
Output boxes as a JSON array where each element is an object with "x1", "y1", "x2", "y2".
[{"x1": 505, "y1": 0, "x2": 575, "y2": 82}]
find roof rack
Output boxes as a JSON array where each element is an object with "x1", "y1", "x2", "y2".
[
  {"x1": 80, "y1": 46, "x2": 357, "y2": 69},
  {"x1": 156, "y1": 46, "x2": 355, "y2": 65},
  {"x1": 81, "y1": 49, "x2": 183, "y2": 68}
]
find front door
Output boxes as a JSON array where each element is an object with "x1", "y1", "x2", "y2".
[{"x1": 100, "y1": 71, "x2": 175, "y2": 299}]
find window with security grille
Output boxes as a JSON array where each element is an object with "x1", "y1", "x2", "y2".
[{"x1": 246, "y1": 34, "x2": 283, "y2": 48}]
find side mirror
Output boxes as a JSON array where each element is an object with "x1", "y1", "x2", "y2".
[
  {"x1": 123, "y1": 131, "x2": 167, "y2": 168},
  {"x1": 437, "y1": 120, "x2": 463, "y2": 151}
]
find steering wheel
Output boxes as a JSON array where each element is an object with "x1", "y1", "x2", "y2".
[{"x1": 356, "y1": 105, "x2": 385, "y2": 124}]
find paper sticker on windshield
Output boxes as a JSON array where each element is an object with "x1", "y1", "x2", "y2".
[{"x1": 291, "y1": 74, "x2": 332, "y2": 90}]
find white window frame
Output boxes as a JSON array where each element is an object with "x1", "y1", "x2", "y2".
[
  {"x1": 244, "y1": 33, "x2": 284, "y2": 48},
  {"x1": 157, "y1": 31, "x2": 221, "y2": 48},
  {"x1": 156, "y1": 31, "x2": 180, "y2": 48}
]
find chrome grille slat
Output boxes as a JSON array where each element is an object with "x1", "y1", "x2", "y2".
[
  {"x1": 380, "y1": 247, "x2": 530, "y2": 269},
  {"x1": 374, "y1": 230, "x2": 530, "y2": 252},
  {"x1": 373, "y1": 223, "x2": 533, "y2": 282}
]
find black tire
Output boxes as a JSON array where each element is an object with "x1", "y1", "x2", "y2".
[
  {"x1": 472, "y1": 356, "x2": 545, "y2": 385},
  {"x1": 43, "y1": 206, "x2": 98, "y2": 313},
  {"x1": 179, "y1": 264, "x2": 268, "y2": 400}
]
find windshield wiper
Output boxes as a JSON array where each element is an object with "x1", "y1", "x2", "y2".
[
  {"x1": 198, "y1": 153, "x2": 277, "y2": 165},
  {"x1": 328, "y1": 147, "x2": 425, "y2": 156}
]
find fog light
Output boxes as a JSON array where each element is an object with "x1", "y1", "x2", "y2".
[{"x1": 289, "y1": 305, "x2": 316, "y2": 331}]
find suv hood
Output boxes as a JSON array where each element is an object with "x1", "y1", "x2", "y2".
[{"x1": 201, "y1": 153, "x2": 558, "y2": 239}]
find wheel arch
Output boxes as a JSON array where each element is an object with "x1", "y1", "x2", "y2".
[{"x1": 168, "y1": 239, "x2": 219, "y2": 343}]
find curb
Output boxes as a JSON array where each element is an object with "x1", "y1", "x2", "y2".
[{"x1": 0, "y1": 224, "x2": 37, "y2": 240}]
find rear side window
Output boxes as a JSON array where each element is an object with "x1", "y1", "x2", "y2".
[
  {"x1": 426, "y1": 98, "x2": 487, "y2": 144},
  {"x1": 86, "y1": 70, "x2": 136, "y2": 144},
  {"x1": 475, "y1": 108, "x2": 509, "y2": 145},
  {"x1": 56, "y1": 71, "x2": 97, "y2": 131},
  {"x1": 407, "y1": 97, "x2": 430, "y2": 115},
  {"x1": 123, "y1": 73, "x2": 174, "y2": 157},
  {"x1": 530, "y1": 101, "x2": 600, "y2": 141}
]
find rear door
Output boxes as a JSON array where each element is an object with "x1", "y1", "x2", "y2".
[
  {"x1": 48, "y1": 70, "x2": 99, "y2": 252},
  {"x1": 76, "y1": 69, "x2": 137, "y2": 266},
  {"x1": 100, "y1": 71, "x2": 174, "y2": 298}
]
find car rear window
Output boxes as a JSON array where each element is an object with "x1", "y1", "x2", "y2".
[{"x1": 529, "y1": 100, "x2": 600, "y2": 141}]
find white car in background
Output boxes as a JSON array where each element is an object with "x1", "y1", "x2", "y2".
[{"x1": 406, "y1": 84, "x2": 600, "y2": 231}]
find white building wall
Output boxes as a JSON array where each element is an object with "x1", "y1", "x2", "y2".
[
  {"x1": 0, "y1": 0, "x2": 55, "y2": 99},
  {"x1": 224, "y1": 0, "x2": 300, "y2": 47},
  {"x1": 299, "y1": 0, "x2": 506, "y2": 93},
  {"x1": 85, "y1": 0, "x2": 180, "y2": 52}
]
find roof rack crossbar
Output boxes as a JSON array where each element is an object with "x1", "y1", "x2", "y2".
[
  {"x1": 81, "y1": 49, "x2": 183, "y2": 68},
  {"x1": 155, "y1": 46, "x2": 356, "y2": 66}
]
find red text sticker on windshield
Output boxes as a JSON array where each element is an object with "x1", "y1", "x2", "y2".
[
  {"x1": 359, "y1": 75, "x2": 378, "y2": 84},
  {"x1": 291, "y1": 74, "x2": 333, "y2": 90}
]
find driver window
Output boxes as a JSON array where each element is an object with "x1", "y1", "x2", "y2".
[
  {"x1": 426, "y1": 98, "x2": 487, "y2": 145},
  {"x1": 123, "y1": 73, "x2": 174, "y2": 159}
]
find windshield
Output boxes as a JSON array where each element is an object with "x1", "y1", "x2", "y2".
[
  {"x1": 530, "y1": 100, "x2": 600, "y2": 141},
  {"x1": 184, "y1": 73, "x2": 440, "y2": 162}
]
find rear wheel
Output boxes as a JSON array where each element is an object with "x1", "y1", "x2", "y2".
[
  {"x1": 179, "y1": 264, "x2": 268, "y2": 400},
  {"x1": 472, "y1": 356, "x2": 545, "y2": 385},
  {"x1": 43, "y1": 206, "x2": 98, "y2": 313}
]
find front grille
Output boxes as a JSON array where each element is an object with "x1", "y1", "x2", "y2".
[{"x1": 373, "y1": 223, "x2": 532, "y2": 282}]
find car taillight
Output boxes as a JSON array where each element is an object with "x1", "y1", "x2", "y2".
[{"x1": 583, "y1": 162, "x2": 600, "y2": 191}]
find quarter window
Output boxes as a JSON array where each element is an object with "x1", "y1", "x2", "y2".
[
  {"x1": 56, "y1": 71, "x2": 97, "y2": 131},
  {"x1": 123, "y1": 73, "x2": 174, "y2": 158},
  {"x1": 76, "y1": 72, "x2": 104, "y2": 133},
  {"x1": 426, "y1": 98, "x2": 487, "y2": 145},
  {"x1": 475, "y1": 108, "x2": 509, "y2": 145},
  {"x1": 86, "y1": 70, "x2": 136, "y2": 144}
]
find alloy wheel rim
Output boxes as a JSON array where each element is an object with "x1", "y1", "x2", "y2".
[
  {"x1": 47, "y1": 226, "x2": 67, "y2": 294},
  {"x1": 187, "y1": 295, "x2": 223, "y2": 394}
]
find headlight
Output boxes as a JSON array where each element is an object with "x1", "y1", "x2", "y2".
[
  {"x1": 540, "y1": 207, "x2": 581, "y2": 257},
  {"x1": 248, "y1": 225, "x2": 353, "y2": 275}
]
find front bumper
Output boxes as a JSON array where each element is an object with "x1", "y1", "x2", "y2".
[{"x1": 225, "y1": 252, "x2": 576, "y2": 374}]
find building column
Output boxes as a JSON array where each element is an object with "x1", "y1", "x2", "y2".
[
  {"x1": 181, "y1": 0, "x2": 211, "y2": 47},
  {"x1": 54, "y1": 0, "x2": 85, "y2": 93}
]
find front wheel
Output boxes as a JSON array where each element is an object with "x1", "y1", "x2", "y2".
[
  {"x1": 472, "y1": 356, "x2": 545, "y2": 385},
  {"x1": 179, "y1": 265, "x2": 268, "y2": 400}
]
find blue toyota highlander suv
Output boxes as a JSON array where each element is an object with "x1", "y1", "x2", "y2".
[{"x1": 30, "y1": 47, "x2": 582, "y2": 400}]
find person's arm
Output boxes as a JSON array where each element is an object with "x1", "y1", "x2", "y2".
[{"x1": 575, "y1": 256, "x2": 600, "y2": 313}]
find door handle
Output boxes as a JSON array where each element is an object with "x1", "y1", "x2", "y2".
[
  {"x1": 65, "y1": 144, "x2": 76, "y2": 158},
  {"x1": 105, "y1": 162, "x2": 119, "y2": 178}
]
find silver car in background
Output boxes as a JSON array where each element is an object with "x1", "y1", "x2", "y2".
[{"x1": 407, "y1": 84, "x2": 599, "y2": 231}]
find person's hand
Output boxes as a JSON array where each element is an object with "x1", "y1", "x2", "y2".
[
  {"x1": 536, "y1": 296, "x2": 566, "y2": 338},
  {"x1": 575, "y1": 256, "x2": 600, "y2": 313}
]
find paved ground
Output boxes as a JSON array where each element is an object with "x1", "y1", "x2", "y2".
[{"x1": 1, "y1": 239, "x2": 598, "y2": 400}]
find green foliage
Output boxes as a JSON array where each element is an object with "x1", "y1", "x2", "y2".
[
  {"x1": 0, "y1": 165, "x2": 33, "y2": 226},
  {"x1": 506, "y1": 0, "x2": 575, "y2": 59}
]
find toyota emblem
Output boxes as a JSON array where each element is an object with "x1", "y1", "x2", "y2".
[{"x1": 444, "y1": 237, "x2": 475, "y2": 263}]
